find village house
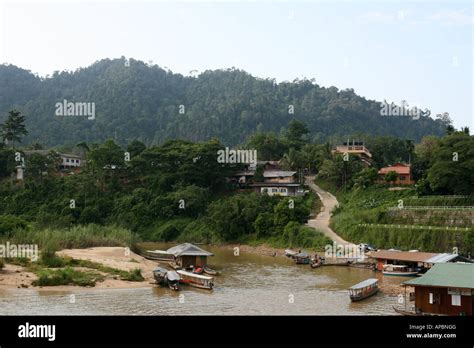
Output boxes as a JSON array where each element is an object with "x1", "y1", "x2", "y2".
[
  {"x1": 229, "y1": 161, "x2": 304, "y2": 196},
  {"x1": 250, "y1": 170, "x2": 304, "y2": 197},
  {"x1": 15, "y1": 150, "x2": 83, "y2": 180},
  {"x1": 377, "y1": 162, "x2": 414, "y2": 185},
  {"x1": 368, "y1": 250, "x2": 470, "y2": 272},
  {"x1": 166, "y1": 243, "x2": 214, "y2": 269},
  {"x1": 332, "y1": 140, "x2": 372, "y2": 166},
  {"x1": 402, "y1": 263, "x2": 474, "y2": 316}
]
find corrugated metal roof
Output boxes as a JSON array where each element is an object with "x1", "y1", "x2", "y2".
[
  {"x1": 404, "y1": 263, "x2": 474, "y2": 289},
  {"x1": 166, "y1": 243, "x2": 213, "y2": 257},
  {"x1": 426, "y1": 253, "x2": 459, "y2": 263},
  {"x1": 350, "y1": 278, "x2": 378, "y2": 290},
  {"x1": 263, "y1": 171, "x2": 296, "y2": 178},
  {"x1": 367, "y1": 250, "x2": 438, "y2": 263}
]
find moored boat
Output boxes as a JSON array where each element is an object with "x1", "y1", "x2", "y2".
[
  {"x1": 177, "y1": 270, "x2": 214, "y2": 290},
  {"x1": 203, "y1": 265, "x2": 219, "y2": 275},
  {"x1": 294, "y1": 252, "x2": 310, "y2": 264},
  {"x1": 284, "y1": 249, "x2": 298, "y2": 259},
  {"x1": 152, "y1": 267, "x2": 169, "y2": 285},
  {"x1": 143, "y1": 250, "x2": 174, "y2": 261},
  {"x1": 310, "y1": 254, "x2": 324, "y2": 268},
  {"x1": 153, "y1": 267, "x2": 181, "y2": 291},
  {"x1": 382, "y1": 264, "x2": 418, "y2": 277},
  {"x1": 349, "y1": 278, "x2": 379, "y2": 301},
  {"x1": 165, "y1": 271, "x2": 180, "y2": 291},
  {"x1": 393, "y1": 306, "x2": 419, "y2": 316}
]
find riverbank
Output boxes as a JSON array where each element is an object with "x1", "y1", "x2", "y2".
[
  {"x1": 0, "y1": 247, "x2": 156, "y2": 291},
  {"x1": 1, "y1": 244, "x2": 404, "y2": 297}
]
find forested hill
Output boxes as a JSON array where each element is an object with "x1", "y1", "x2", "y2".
[{"x1": 0, "y1": 58, "x2": 446, "y2": 147}]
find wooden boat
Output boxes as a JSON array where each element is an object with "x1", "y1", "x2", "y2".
[
  {"x1": 177, "y1": 270, "x2": 214, "y2": 290},
  {"x1": 153, "y1": 267, "x2": 181, "y2": 291},
  {"x1": 393, "y1": 306, "x2": 419, "y2": 316},
  {"x1": 349, "y1": 278, "x2": 379, "y2": 301},
  {"x1": 203, "y1": 265, "x2": 219, "y2": 275},
  {"x1": 294, "y1": 252, "x2": 311, "y2": 264},
  {"x1": 164, "y1": 271, "x2": 180, "y2": 291},
  {"x1": 383, "y1": 264, "x2": 418, "y2": 277},
  {"x1": 310, "y1": 254, "x2": 324, "y2": 268},
  {"x1": 143, "y1": 250, "x2": 174, "y2": 261}
]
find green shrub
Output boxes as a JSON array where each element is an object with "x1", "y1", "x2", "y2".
[
  {"x1": 32, "y1": 267, "x2": 103, "y2": 287},
  {"x1": 122, "y1": 268, "x2": 144, "y2": 281},
  {"x1": 0, "y1": 215, "x2": 28, "y2": 235}
]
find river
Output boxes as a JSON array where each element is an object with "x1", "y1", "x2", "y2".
[{"x1": 0, "y1": 244, "x2": 404, "y2": 315}]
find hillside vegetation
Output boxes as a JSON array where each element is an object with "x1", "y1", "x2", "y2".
[
  {"x1": 327, "y1": 186, "x2": 473, "y2": 255},
  {"x1": 0, "y1": 58, "x2": 447, "y2": 147}
]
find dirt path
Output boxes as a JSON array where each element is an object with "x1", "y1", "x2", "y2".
[{"x1": 305, "y1": 176, "x2": 354, "y2": 246}]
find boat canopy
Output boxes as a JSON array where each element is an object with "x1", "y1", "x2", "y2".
[
  {"x1": 295, "y1": 252, "x2": 309, "y2": 258},
  {"x1": 166, "y1": 271, "x2": 181, "y2": 281},
  {"x1": 166, "y1": 243, "x2": 214, "y2": 257},
  {"x1": 349, "y1": 278, "x2": 378, "y2": 290},
  {"x1": 177, "y1": 270, "x2": 213, "y2": 280}
]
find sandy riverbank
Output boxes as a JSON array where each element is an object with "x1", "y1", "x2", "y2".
[{"x1": 0, "y1": 247, "x2": 157, "y2": 291}]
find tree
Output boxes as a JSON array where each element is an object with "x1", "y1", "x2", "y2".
[
  {"x1": 127, "y1": 140, "x2": 146, "y2": 158},
  {"x1": 354, "y1": 168, "x2": 378, "y2": 189},
  {"x1": 317, "y1": 154, "x2": 363, "y2": 190},
  {"x1": 1, "y1": 110, "x2": 28, "y2": 147},
  {"x1": 405, "y1": 139, "x2": 414, "y2": 164},
  {"x1": 245, "y1": 132, "x2": 288, "y2": 160},
  {"x1": 25, "y1": 151, "x2": 61, "y2": 182},
  {"x1": 426, "y1": 133, "x2": 474, "y2": 194},
  {"x1": 286, "y1": 119, "x2": 310, "y2": 149},
  {"x1": 384, "y1": 171, "x2": 399, "y2": 185}
]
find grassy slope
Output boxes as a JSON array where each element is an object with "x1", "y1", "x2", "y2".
[{"x1": 317, "y1": 181, "x2": 474, "y2": 254}]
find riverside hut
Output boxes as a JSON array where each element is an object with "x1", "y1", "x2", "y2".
[{"x1": 166, "y1": 243, "x2": 214, "y2": 269}]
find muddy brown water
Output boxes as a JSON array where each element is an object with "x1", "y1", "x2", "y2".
[{"x1": 0, "y1": 244, "x2": 406, "y2": 315}]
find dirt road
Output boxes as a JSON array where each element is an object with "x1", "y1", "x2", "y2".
[{"x1": 305, "y1": 176, "x2": 354, "y2": 246}]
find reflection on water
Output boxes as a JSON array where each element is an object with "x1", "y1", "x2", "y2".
[{"x1": 0, "y1": 244, "x2": 401, "y2": 315}]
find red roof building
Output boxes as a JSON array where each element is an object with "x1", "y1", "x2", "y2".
[{"x1": 377, "y1": 162, "x2": 414, "y2": 185}]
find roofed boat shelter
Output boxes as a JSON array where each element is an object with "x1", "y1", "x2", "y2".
[
  {"x1": 367, "y1": 250, "x2": 470, "y2": 272},
  {"x1": 166, "y1": 243, "x2": 214, "y2": 268}
]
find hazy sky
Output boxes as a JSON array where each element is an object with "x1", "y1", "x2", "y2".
[{"x1": 1, "y1": 0, "x2": 472, "y2": 129}]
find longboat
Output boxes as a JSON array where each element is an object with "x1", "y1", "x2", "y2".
[
  {"x1": 284, "y1": 249, "x2": 298, "y2": 259},
  {"x1": 143, "y1": 249, "x2": 174, "y2": 261},
  {"x1": 382, "y1": 264, "x2": 418, "y2": 277},
  {"x1": 152, "y1": 267, "x2": 169, "y2": 285},
  {"x1": 164, "y1": 270, "x2": 180, "y2": 291},
  {"x1": 349, "y1": 278, "x2": 379, "y2": 302},
  {"x1": 177, "y1": 270, "x2": 214, "y2": 290},
  {"x1": 203, "y1": 265, "x2": 219, "y2": 275},
  {"x1": 294, "y1": 252, "x2": 311, "y2": 264},
  {"x1": 393, "y1": 306, "x2": 419, "y2": 316},
  {"x1": 153, "y1": 267, "x2": 180, "y2": 291}
]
